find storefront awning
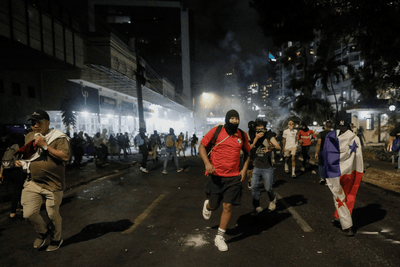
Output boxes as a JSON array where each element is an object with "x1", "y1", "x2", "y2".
[{"x1": 79, "y1": 64, "x2": 192, "y2": 114}]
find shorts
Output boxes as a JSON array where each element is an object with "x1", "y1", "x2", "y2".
[
  {"x1": 284, "y1": 147, "x2": 297, "y2": 157},
  {"x1": 206, "y1": 175, "x2": 242, "y2": 210}
]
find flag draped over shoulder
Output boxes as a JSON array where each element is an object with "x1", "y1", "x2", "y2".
[{"x1": 323, "y1": 129, "x2": 363, "y2": 229}]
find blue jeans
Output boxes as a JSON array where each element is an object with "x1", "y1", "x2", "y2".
[
  {"x1": 163, "y1": 151, "x2": 180, "y2": 171},
  {"x1": 251, "y1": 167, "x2": 275, "y2": 208},
  {"x1": 318, "y1": 164, "x2": 325, "y2": 180}
]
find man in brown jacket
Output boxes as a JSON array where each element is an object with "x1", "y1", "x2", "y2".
[{"x1": 16, "y1": 110, "x2": 70, "y2": 252}]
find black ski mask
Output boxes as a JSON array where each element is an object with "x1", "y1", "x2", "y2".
[{"x1": 224, "y1": 109, "x2": 239, "y2": 135}]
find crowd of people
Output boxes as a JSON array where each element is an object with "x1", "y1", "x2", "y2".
[
  {"x1": 200, "y1": 110, "x2": 364, "y2": 252},
  {"x1": 0, "y1": 109, "x2": 366, "y2": 253}
]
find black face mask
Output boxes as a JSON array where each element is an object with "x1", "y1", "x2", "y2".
[{"x1": 225, "y1": 110, "x2": 239, "y2": 135}]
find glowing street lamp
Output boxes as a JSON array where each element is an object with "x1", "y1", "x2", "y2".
[{"x1": 202, "y1": 92, "x2": 210, "y2": 99}]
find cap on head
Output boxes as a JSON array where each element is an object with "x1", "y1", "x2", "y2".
[{"x1": 27, "y1": 110, "x2": 50, "y2": 121}]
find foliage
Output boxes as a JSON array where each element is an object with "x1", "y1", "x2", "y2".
[
  {"x1": 60, "y1": 97, "x2": 77, "y2": 134},
  {"x1": 291, "y1": 95, "x2": 335, "y2": 124},
  {"x1": 250, "y1": 0, "x2": 400, "y2": 111}
]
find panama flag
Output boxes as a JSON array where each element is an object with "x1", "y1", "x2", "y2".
[{"x1": 323, "y1": 129, "x2": 363, "y2": 230}]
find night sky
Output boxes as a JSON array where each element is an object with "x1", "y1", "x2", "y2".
[{"x1": 187, "y1": 0, "x2": 273, "y2": 96}]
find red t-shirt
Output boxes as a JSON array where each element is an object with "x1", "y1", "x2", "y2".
[
  {"x1": 201, "y1": 126, "x2": 250, "y2": 177},
  {"x1": 297, "y1": 129, "x2": 315, "y2": 146}
]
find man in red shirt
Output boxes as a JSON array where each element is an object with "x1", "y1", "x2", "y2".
[
  {"x1": 297, "y1": 123, "x2": 316, "y2": 172},
  {"x1": 199, "y1": 110, "x2": 250, "y2": 252}
]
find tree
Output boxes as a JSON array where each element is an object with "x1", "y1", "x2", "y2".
[
  {"x1": 291, "y1": 95, "x2": 335, "y2": 124},
  {"x1": 60, "y1": 97, "x2": 77, "y2": 136},
  {"x1": 250, "y1": 0, "x2": 400, "y2": 105}
]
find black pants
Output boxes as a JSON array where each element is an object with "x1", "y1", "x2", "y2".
[
  {"x1": 3, "y1": 168, "x2": 24, "y2": 213},
  {"x1": 301, "y1": 146, "x2": 311, "y2": 167},
  {"x1": 139, "y1": 144, "x2": 148, "y2": 168}
]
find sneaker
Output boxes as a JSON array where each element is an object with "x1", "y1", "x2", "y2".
[
  {"x1": 300, "y1": 167, "x2": 305, "y2": 172},
  {"x1": 214, "y1": 235, "x2": 228, "y2": 251},
  {"x1": 341, "y1": 228, "x2": 355, "y2": 237},
  {"x1": 319, "y1": 178, "x2": 326, "y2": 185},
  {"x1": 269, "y1": 198, "x2": 277, "y2": 211},
  {"x1": 311, "y1": 170, "x2": 317, "y2": 174},
  {"x1": 140, "y1": 167, "x2": 149, "y2": 173},
  {"x1": 284, "y1": 163, "x2": 289, "y2": 173},
  {"x1": 177, "y1": 168, "x2": 183, "y2": 173},
  {"x1": 202, "y1": 200, "x2": 212, "y2": 220},
  {"x1": 292, "y1": 174, "x2": 297, "y2": 178},
  {"x1": 247, "y1": 181, "x2": 252, "y2": 190},
  {"x1": 162, "y1": 170, "x2": 168, "y2": 175},
  {"x1": 279, "y1": 158, "x2": 283, "y2": 161},
  {"x1": 46, "y1": 239, "x2": 63, "y2": 252},
  {"x1": 33, "y1": 232, "x2": 49, "y2": 249}
]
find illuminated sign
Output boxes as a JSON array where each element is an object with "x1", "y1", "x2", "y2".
[{"x1": 206, "y1": 117, "x2": 224, "y2": 124}]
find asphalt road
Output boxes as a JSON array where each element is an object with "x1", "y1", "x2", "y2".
[{"x1": 1, "y1": 156, "x2": 400, "y2": 267}]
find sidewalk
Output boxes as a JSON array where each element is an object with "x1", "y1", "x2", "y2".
[{"x1": 0, "y1": 152, "x2": 143, "y2": 216}]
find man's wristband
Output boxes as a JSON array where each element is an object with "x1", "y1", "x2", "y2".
[{"x1": 43, "y1": 145, "x2": 48, "y2": 150}]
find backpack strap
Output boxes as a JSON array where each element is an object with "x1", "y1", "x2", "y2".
[
  {"x1": 206, "y1": 125, "x2": 224, "y2": 156},
  {"x1": 210, "y1": 125, "x2": 223, "y2": 147}
]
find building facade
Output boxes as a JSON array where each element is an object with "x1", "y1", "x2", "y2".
[{"x1": 0, "y1": 0, "x2": 194, "y2": 137}]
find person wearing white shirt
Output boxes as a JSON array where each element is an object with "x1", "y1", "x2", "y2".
[{"x1": 282, "y1": 121, "x2": 298, "y2": 178}]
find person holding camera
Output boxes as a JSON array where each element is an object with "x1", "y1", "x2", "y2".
[{"x1": 249, "y1": 121, "x2": 281, "y2": 215}]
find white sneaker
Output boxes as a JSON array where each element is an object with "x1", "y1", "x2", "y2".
[
  {"x1": 301, "y1": 167, "x2": 305, "y2": 172},
  {"x1": 247, "y1": 181, "x2": 252, "y2": 190},
  {"x1": 140, "y1": 167, "x2": 149, "y2": 173},
  {"x1": 177, "y1": 168, "x2": 183, "y2": 173},
  {"x1": 269, "y1": 198, "x2": 277, "y2": 211},
  {"x1": 284, "y1": 163, "x2": 289, "y2": 173},
  {"x1": 162, "y1": 170, "x2": 168, "y2": 175},
  {"x1": 279, "y1": 158, "x2": 283, "y2": 161},
  {"x1": 202, "y1": 200, "x2": 212, "y2": 220},
  {"x1": 214, "y1": 235, "x2": 228, "y2": 251}
]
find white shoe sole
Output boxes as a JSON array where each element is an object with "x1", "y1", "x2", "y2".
[{"x1": 202, "y1": 200, "x2": 211, "y2": 220}]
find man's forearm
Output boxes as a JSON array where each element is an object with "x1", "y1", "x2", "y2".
[{"x1": 198, "y1": 144, "x2": 211, "y2": 165}]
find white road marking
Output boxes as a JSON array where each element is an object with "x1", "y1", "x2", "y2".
[
  {"x1": 276, "y1": 192, "x2": 313, "y2": 233},
  {"x1": 122, "y1": 193, "x2": 167, "y2": 234}
]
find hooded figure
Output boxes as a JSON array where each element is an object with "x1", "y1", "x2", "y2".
[
  {"x1": 224, "y1": 109, "x2": 240, "y2": 135},
  {"x1": 301, "y1": 122, "x2": 309, "y2": 132}
]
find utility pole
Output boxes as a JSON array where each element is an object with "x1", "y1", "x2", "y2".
[{"x1": 135, "y1": 39, "x2": 146, "y2": 130}]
